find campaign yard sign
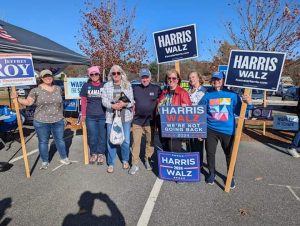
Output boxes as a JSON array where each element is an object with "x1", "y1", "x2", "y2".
[
  {"x1": 159, "y1": 105, "x2": 207, "y2": 138},
  {"x1": 0, "y1": 54, "x2": 36, "y2": 87},
  {"x1": 218, "y1": 65, "x2": 228, "y2": 75},
  {"x1": 66, "y1": 77, "x2": 88, "y2": 99},
  {"x1": 153, "y1": 24, "x2": 198, "y2": 63},
  {"x1": 273, "y1": 115, "x2": 299, "y2": 131},
  {"x1": 250, "y1": 108, "x2": 272, "y2": 119},
  {"x1": 158, "y1": 151, "x2": 200, "y2": 182},
  {"x1": 64, "y1": 99, "x2": 78, "y2": 112},
  {"x1": 225, "y1": 50, "x2": 286, "y2": 91}
]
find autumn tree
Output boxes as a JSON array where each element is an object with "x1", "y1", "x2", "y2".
[
  {"x1": 77, "y1": 0, "x2": 148, "y2": 76},
  {"x1": 226, "y1": 0, "x2": 299, "y2": 57}
]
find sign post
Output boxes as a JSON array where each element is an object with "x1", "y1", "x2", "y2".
[
  {"x1": 0, "y1": 53, "x2": 36, "y2": 178},
  {"x1": 224, "y1": 50, "x2": 286, "y2": 192}
]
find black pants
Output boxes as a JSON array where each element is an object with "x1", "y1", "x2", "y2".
[
  {"x1": 205, "y1": 128, "x2": 234, "y2": 174},
  {"x1": 188, "y1": 138, "x2": 204, "y2": 167}
]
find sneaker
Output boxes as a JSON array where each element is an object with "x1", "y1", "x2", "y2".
[
  {"x1": 60, "y1": 158, "x2": 71, "y2": 165},
  {"x1": 230, "y1": 178, "x2": 236, "y2": 189},
  {"x1": 97, "y1": 154, "x2": 105, "y2": 165},
  {"x1": 89, "y1": 154, "x2": 98, "y2": 164},
  {"x1": 122, "y1": 162, "x2": 129, "y2": 170},
  {"x1": 145, "y1": 159, "x2": 152, "y2": 171},
  {"x1": 107, "y1": 165, "x2": 114, "y2": 173},
  {"x1": 286, "y1": 147, "x2": 300, "y2": 158},
  {"x1": 128, "y1": 165, "x2": 139, "y2": 175},
  {"x1": 206, "y1": 173, "x2": 215, "y2": 185},
  {"x1": 39, "y1": 162, "x2": 49, "y2": 170}
]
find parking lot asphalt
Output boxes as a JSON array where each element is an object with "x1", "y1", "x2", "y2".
[{"x1": 0, "y1": 128, "x2": 299, "y2": 226}]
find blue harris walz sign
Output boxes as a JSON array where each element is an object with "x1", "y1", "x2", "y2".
[
  {"x1": 158, "y1": 151, "x2": 200, "y2": 182},
  {"x1": 159, "y1": 105, "x2": 207, "y2": 138},
  {"x1": 153, "y1": 24, "x2": 198, "y2": 64},
  {"x1": 225, "y1": 50, "x2": 286, "y2": 91}
]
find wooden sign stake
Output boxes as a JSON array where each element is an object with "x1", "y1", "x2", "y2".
[
  {"x1": 225, "y1": 88, "x2": 251, "y2": 192},
  {"x1": 175, "y1": 61, "x2": 180, "y2": 74},
  {"x1": 263, "y1": 91, "x2": 267, "y2": 135},
  {"x1": 81, "y1": 121, "x2": 89, "y2": 165},
  {"x1": 12, "y1": 87, "x2": 30, "y2": 178}
]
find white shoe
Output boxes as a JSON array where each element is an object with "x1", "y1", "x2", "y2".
[
  {"x1": 287, "y1": 148, "x2": 300, "y2": 158},
  {"x1": 60, "y1": 158, "x2": 71, "y2": 165}
]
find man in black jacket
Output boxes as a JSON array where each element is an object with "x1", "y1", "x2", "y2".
[{"x1": 129, "y1": 68, "x2": 161, "y2": 175}]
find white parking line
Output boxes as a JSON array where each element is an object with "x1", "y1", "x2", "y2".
[
  {"x1": 137, "y1": 178, "x2": 164, "y2": 226},
  {"x1": 9, "y1": 149, "x2": 39, "y2": 163},
  {"x1": 268, "y1": 183, "x2": 300, "y2": 202}
]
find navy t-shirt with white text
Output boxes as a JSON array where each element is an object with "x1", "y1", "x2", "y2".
[{"x1": 80, "y1": 82, "x2": 106, "y2": 117}]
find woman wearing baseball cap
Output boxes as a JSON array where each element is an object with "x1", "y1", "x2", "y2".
[{"x1": 11, "y1": 69, "x2": 71, "y2": 169}]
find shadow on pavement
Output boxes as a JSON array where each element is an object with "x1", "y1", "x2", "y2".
[
  {"x1": 0, "y1": 197, "x2": 12, "y2": 226},
  {"x1": 243, "y1": 128, "x2": 290, "y2": 155},
  {"x1": 62, "y1": 191, "x2": 125, "y2": 226},
  {"x1": 49, "y1": 129, "x2": 74, "y2": 162}
]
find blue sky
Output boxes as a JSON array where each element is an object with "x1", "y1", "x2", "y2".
[{"x1": 0, "y1": 0, "x2": 236, "y2": 62}]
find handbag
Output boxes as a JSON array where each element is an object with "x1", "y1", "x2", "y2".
[{"x1": 110, "y1": 110, "x2": 125, "y2": 145}]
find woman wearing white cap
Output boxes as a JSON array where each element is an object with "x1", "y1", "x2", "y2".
[{"x1": 11, "y1": 69, "x2": 70, "y2": 169}]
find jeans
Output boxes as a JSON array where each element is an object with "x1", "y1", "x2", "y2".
[
  {"x1": 106, "y1": 121, "x2": 131, "y2": 166},
  {"x1": 86, "y1": 116, "x2": 106, "y2": 155},
  {"x1": 33, "y1": 119, "x2": 67, "y2": 162},
  {"x1": 290, "y1": 130, "x2": 300, "y2": 150}
]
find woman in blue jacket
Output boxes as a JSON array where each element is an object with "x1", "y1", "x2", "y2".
[{"x1": 199, "y1": 71, "x2": 251, "y2": 189}]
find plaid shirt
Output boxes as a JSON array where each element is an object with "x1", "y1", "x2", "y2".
[{"x1": 102, "y1": 81, "x2": 134, "y2": 123}]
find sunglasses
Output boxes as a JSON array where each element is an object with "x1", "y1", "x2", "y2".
[
  {"x1": 112, "y1": 72, "x2": 121, "y2": 76},
  {"x1": 167, "y1": 77, "x2": 178, "y2": 81},
  {"x1": 90, "y1": 73, "x2": 100, "y2": 77}
]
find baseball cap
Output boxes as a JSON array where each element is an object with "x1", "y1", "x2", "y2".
[
  {"x1": 211, "y1": 71, "x2": 225, "y2": 80},
  {"x1": 39, "y1": 69, "x2": 53, "y2": 78},
  {"x1": 139, "y1": 68, "x2": 151, "y2": 77}
]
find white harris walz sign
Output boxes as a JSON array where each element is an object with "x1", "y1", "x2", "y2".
[
  {"x1": 0, "y1": 53, "x2": 36, "y2": 87},
  {"x1": 225, "y1": 50, "x2": 286, "y2": 91},
  {"x1": 153, "y1": 24, "x2": 198, "y2": 64}
]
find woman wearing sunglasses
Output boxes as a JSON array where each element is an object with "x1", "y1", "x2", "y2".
[
  {"x1": 102, "y1": 65, "x2": 134, "y2": 173},
  {"x1": 157, "y1": 69, "x2": 192, "y2": 152},
  {"x1": 80, "y1": 66, "x2": 106, "y2": 165}
]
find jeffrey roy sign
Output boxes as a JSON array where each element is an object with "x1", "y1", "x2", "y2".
[{"x1": 0, "y1": 54, "x2": 36, "y2": 87}]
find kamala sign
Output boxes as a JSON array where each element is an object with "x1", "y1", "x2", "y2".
[
  {"x1": 0, "y1": 54, "x2": 36, "y2": 87},
  {"x1": 153, "y1": 24, "x2": 198, "y2": 63},
  {"x1": 225, "y1": 50, "x2": 286, "y2": 91}
]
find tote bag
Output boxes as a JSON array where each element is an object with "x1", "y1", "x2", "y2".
[{"x1": 110, "y1": 110, "x2": 125, "y2": 145}]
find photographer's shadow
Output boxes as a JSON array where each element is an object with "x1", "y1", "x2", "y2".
[{"x1": 62, "y1": 191, "x2": 125, "y2": 226}]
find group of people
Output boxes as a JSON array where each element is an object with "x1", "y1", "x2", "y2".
[{"x1": 12, "y1": 65, "x2": 255, "y2": 189}]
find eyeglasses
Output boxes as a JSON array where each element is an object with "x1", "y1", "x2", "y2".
[
  {"x1": 90, "y1": 73, "x2": 100, "y2": 77},
  {"x1": 112, "y1": 72, "x2": 121, "y2": 76},
  {"x1": 167, "y1": 77, "x2": 178, "y2": 81}
]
